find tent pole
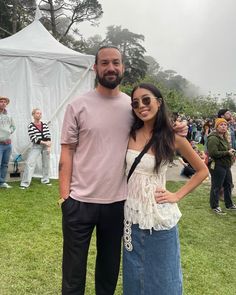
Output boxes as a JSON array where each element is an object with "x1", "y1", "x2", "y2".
[{"x1": 15, "y1": 64, "x2": 93, "y2": 160}]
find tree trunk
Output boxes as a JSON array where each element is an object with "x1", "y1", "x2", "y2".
[
  {"x1": 12, "y1": 0, "x2": 18, "y2": 34},
  {"x1": 48, "y1": 0, "x2": 57, "y2": 38}
]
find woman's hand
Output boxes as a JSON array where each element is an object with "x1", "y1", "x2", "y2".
[
  {"x1": 41, "y1": 140, "x2": 51, "y2": 147},
  {"x1": 228, "y1": 149, "x2": 236, "y2": 156},
  {"x1": 155, "y1": 187, "x2": 180, "y2": 204}
]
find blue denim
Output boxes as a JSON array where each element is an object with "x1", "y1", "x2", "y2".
[
  {"x1": 0, "y1": 144, "x2": 12, "y2": 184},
  {"x1": 123, "y1": 224, "x2": 182, "y2": 295}
]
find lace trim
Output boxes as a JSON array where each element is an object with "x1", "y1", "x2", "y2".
[
  {"x1": 124, "y1": 219, "x2": 133, "y2": 251},
  {"x1": 125, "y1": 200, "x2": 182, "y2": 230},
  {"x1": 125, "y1": 150, "x2": 181, "y2": 231}
]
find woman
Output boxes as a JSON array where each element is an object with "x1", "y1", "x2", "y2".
[
  {"x1": 207, "y1": 118, "x2": 236, "y2": 215},
  {"x1": 20, "y1": 108, "x2": 51, "y2": 188},
  {"x1": 201, "y1": 119, "x2": 213, "y2": 148},
  {"x1": 123, "y1": 83, "x2": 208, "y2": 295}
]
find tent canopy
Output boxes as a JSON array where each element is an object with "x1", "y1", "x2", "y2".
[
  {"x1": 0, "y1": 19, "x2": 95, "y2": 178},
  {"x1": 0, "y1": 19, "x2": 93, "y2": 68}
]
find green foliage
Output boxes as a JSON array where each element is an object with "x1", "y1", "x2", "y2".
[
  {"x1": 144, "y1": 56, "x2": 160, "y2": 77},
  {"x1": 39, "y1": 0, "x2": 103, "y2": 41},
  {"x1": 72, "y1": 34, "x2": 103, "y2": 55},
  {"x1": 120, "y1": 84, "x2": 133, "y2": 97},
  {"x1": 77, "y1": 25, "x2": 148, "y2": 85},
  {"x1": 0, "y1": 0, "x2": 35, "y2": 38},
  {"x1": 0, "y1": 1, "x2": 12, "y2": 38},
  {"x1": 221, "y1": 96, "x2": 236, "y2": 112},
  {"x1": 0, "y1": 180, "x2": 235, "y2": 294},
  {"x1": 145, "y1": 56, "x2": 200, "y2": 98},
  {"x1": 0, "y1": 1, "x2": 103, "y2": 42},
  {"x1": 121, "y1": 77, "x2": 220, "y2": 118},
  {"x1": 1, "y1": 1, "x2": 226, "y2": 119}
]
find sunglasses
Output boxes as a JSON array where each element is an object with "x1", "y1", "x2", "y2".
[{"x1": 131, "y1": 96, "x2": 157, "y2": 109}]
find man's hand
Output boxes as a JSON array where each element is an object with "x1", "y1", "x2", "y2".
[{"x1": 173, "y1": 120, "x2": 188, "y2": 137}]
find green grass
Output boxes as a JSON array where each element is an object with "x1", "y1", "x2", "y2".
[{"x1": 0, "y1": 179, "x2": 235, "y2": 294}]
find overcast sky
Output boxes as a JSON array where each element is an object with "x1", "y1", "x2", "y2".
[{"x1": 79, "y1": 0, "x2": 236, "y2": 96}]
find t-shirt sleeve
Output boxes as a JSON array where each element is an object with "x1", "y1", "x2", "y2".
[{"x1": 61, "y1": 104, "x2": 80, "y2": 145}]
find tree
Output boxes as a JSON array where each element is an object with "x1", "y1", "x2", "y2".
[
  {"x1": 103, "y1": 25, "x2": 147, "y2": 84},
  {"x1": 221, "y1": 97, "x2": 236, "y2": 112},
  {"x1": 73, "y1": 34, "x2": 103, "y2": 55},
  {"x1": 164, "y1": 69, "x2": 177, "y2": 80},
  {"x1": 0, "y1": 1, "x2": 12, "y2": 38},
  {"x1": 39, "y1": 0, "x2": 103, "y2": 41},
  {"x1": 144, "y1": 56, "x2": 160, "y2": 77},
  {"x1": 0, "y1": 0, "x2": 35, "y2": 38}
]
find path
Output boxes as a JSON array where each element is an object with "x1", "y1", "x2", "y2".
[{"x1": 166, "y1": 160, "x2": 236, "y2": 196}]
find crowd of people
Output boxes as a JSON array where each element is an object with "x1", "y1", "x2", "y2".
[
  {"x1": 171, "y1": 109, "x2": 236, "y2": 216},
  {"x1": 0, "y1": 98, "x2": 52, "y2": 190},
  {"x1": 186, "y1": 112, "x2": 236, "y2": 150},
  {"x1": 1, "y1": 45, "x2": 236, "y2": 295}
]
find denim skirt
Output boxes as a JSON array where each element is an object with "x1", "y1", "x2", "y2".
[{"x1": 123, "y1": 224, "x2": 183, "y2": 295}]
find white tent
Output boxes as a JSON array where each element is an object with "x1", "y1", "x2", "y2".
[{"x1": 0, "y1": 18, "x2": 95, "y2": 178}]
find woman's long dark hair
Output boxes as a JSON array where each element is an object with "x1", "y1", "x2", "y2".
[{"x1": 130, "y1": 83, "x2": 175, "y2": 173}]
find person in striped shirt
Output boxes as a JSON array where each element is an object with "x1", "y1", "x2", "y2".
[{"x1": 20, "y1": 108, "x2": 51, "y2": 189}]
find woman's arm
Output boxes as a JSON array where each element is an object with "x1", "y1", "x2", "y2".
[
  {"x1": 155, "y1": 134, "x2": 208, "y2": 203},
  {"x1": 205, "y1": 126, "x2": 209, "y2": 136}
]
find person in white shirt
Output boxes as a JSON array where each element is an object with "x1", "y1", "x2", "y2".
[{"x1": 0, "y1": 96, "x2": 16, "y2": 189}]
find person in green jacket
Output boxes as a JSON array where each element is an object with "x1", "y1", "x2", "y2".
[{"x1": 207, "y1": 118, "x2": 236, "y2": 215}]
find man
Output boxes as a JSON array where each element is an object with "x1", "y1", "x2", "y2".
[
  {"x1": 59, "y1": 46, "x2": 187, "y2": 295},
  {"x1": 0, "y1": 96, "x2": 16, "y2": 188},
  {"x1": 218, "y1": 108, "x2": 232, "y2": 121},
  {"x1": 218, "y1": 108, "x2": 235, "y2": 148}
]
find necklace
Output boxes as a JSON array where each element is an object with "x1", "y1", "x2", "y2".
[{"x1": 142, "y1": 130, "x2": 152, "y2": 144}]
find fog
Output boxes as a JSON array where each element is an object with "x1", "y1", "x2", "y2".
[{"x1": 79, "y1": 0, "x2": 236, "y2": 97}]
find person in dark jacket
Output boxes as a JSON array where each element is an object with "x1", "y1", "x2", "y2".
[{"x1": 207, "y1": 118, "x2": 236, "y2": 215}]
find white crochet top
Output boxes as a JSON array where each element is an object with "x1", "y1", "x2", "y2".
[{"x1": 125, "y1": 149, "x2": 182, "y2": 231}]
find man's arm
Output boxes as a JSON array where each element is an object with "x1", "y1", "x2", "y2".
[
  {"x1": 10, "y1": 117, "x2": 16, "y2": 134},
  {"x1": 59, "y1": 143, "x2": 76, "y2": 199}
]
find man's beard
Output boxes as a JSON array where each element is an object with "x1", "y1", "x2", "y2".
[{"x1": 96, "y1": 72, "x2": 123, "y2": 89}]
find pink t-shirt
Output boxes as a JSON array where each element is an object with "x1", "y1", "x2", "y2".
[{"x1": 61, "y1": 90, "x2": 133, "y2": 204}]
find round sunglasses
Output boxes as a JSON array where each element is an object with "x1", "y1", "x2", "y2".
[{"x1": 131, "y1": 96, "x2": 157, "y2": 109}]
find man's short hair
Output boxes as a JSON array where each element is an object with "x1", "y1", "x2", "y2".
[
  {"x1": 217, "y1": 108, "x2": 229, "y2": 118},
  {"x1": 95, "y1": 45, "x2": 123, "y2": 64}
]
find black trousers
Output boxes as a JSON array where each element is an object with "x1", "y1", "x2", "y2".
[
  {"x1": 61, "y1": 197, "x2": 124, "y2": 295},
  {"x1": 182, "y1": 165, "x2": 195, "y2": 178},
  {"x1": 209, "y1": 165, "x2": 234, "y2": 209}
]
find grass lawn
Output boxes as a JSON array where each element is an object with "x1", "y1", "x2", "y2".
[{"x1": 0, "y1": 179, "x2": 235, "y2": 294}]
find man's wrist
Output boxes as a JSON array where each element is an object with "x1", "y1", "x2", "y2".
[{"x1": 57, "y1": 195, "x2": 69, "y2": 206}]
